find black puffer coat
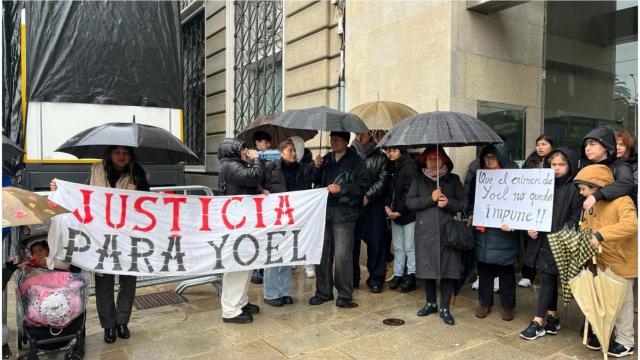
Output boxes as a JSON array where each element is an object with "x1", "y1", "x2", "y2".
[
  {"x1": 385, "y1": 153, "x2": 418, "y2": 225},
  {"x1": 263, "y1": 159, "x2": 313, "y2": 193},
  {"x1": 350, "y1": 142, "x2": 390, "y2": 204},
  {"x1": 217, "y1": 138, "x2": 264, "y2": 195},
  {"x1": 406, "y1": 147, "x2": 465, "y2": 279},
  {"x1": 616, "y1": 155, "x2": 638, "y2": 209},
  {"x1": 524, "y1": 148, "x2": 584, "y2": 274},
  {"x1": 581, "y1": 127, "x2": 634, "y2": 202}
]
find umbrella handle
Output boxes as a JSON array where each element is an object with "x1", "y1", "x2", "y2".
[{"x1": 319, "y1": 130, "x2": 323, "y2": 157}]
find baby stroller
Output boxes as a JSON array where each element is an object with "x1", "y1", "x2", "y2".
[{"x1": 14, "y1": 224, "x2": 87, "y2": 360}]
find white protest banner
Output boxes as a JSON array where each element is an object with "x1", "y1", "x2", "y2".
[
  {"x1": 47, "y1": 180, "x2": 328, "y2": 276},
  {"x1": 472, "y1": 169, "x2": 555, "y2": 232}
]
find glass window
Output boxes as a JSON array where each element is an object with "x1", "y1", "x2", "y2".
[
  {"x1": 477, "y1": 101, "x2": 527, "y2": 161},
  {"x1": 544, "y1": 1, "x2": 638, "y2": 150},
  {"x1": 182, "y1": 11, "x2": 205, "y2": 166}
]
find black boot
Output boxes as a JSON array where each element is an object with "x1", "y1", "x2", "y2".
[
  {"x1": 116, "y1": 323, "x2": 130, "y2": 339},
  {"x1": 389, "y1": 276, "x2": 404, "y2": 290},
  {"x1": 399, "y1": 274, "x2": 417, "y2": 293},
  {"x1": 103, "y1": 327, "x2": 117, "y2": 344},
  {"x1": 2, "y1": 344, "x2": 11, "y2": 359},
  {"x1": 440, "y1": 308, "x2": 455, "y2": 325}
]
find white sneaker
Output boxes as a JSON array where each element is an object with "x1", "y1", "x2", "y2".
[
  {"x1": 493, "y1": 277, "x2": 500, "y2": 293},
  {"x1": 471, "y1": 277, "x2": 479, "y2": 290},
  {"x1": 305, "y1": 265, "x2": 315, "y2": 278},
  {"x1": 518, "y1": 278, "x2": 532, "y2": 288}
]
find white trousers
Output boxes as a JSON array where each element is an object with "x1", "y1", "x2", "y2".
[
  {"x1": 221, "y1": 270, "x2": 252, "y2": 319},
  {"x1": 614, "y1": 279, "x2": 636, "y2": 347}
]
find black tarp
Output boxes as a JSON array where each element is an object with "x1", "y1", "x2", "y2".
[
  {"x1": 2, "y1": 1, "x2": 23, "y2": 144},
  {"x1": 26, "y1": 1, "x2": 183, "y2": 109}
]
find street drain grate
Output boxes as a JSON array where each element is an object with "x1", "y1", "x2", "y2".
[{"x1": 133, "y1": 291, "x2": 188, "y2": 310}]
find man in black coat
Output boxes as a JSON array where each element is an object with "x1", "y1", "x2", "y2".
[
  {"x1": 217, "y1": 138, "x2": 264, "y2": 324},
  {"x1": 350, "y1": 132, "x2": 391, "y2": 293},
  {"x1": 309, "y1": 131, "x2": 369, "y2": 308},
  {"x1": 581, "y1": 127, "x2": 634, "y2": 210}
]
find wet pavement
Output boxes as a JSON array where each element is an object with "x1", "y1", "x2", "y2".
[{"x1": 5, "y1": 260, "x2": 638, "y2": 360}]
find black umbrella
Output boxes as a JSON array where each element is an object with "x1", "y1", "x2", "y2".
[
  {"x1": 55, "y1": 121, "x2": 199, "y2": 164},
  {"x1": 237, "y1": 113, "x2": 318, "y2": 145},
  {"x1": 3, "y1": 135, "x2": 23, "y2": 161},
  {"x1": 271, "y1": 106, "x2": 369, "y2": 133},
  {"x1": 376, "y1": 111, "x2": 503, "y2": 149}
]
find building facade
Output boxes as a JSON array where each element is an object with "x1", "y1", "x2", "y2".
[{"x1": 180, "y1": 0, "x2": 638, "y2": 189}]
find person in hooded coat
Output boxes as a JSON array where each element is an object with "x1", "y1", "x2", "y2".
[
  {"x1": 406, "y1": 146, "x2": 465, "y2": 325},
  {"x1": 350, "y1": 131, "x2": 391, "y2": 293},
  {"x1": 217, "y1": 138, "x2": 264, "y2": 324},
  {"x1": 581, "y1": 127, "x2": 634, "y2": 211},
  {"x1": 519, "y1": 148, "x2": 583, "y2": 341},
  {"x1": 469, "y1": 144, "x2": 520, "y2": 322},
  {"x1": 574, "y1": 164, "x2": 637, "y2": 357},
  {"x1": 519, "y1": 135, "x2": 555, "y2": 288}
]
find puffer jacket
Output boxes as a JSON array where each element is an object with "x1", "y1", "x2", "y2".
[
  {"x1": 581, "y1": 127, "x2": 634, "y2": 202},
  {"x1": 574, "y1": 164, "x2": 637, "y2": 278},
  {"x1": 524, "y1": 148, "x2": 583, "y2": 274},
  {"x1": 350, "y1": 141, "x2": 390, "y2": 203},
  {"x1": 217, "y1": 138, "x2": 264, "y2": 195},
  {"x1": 385, "y1": 152, "x2": 418, "y2": 225},
  {"x1": 472, "y1": 145, "x2": 520, "y2": 266},
  {"x1": 263, "y1": 159, "x2": 313, "y2": 193},
  {"x1": 312, "y1": 148, "x2": 369, "y2": 222}
]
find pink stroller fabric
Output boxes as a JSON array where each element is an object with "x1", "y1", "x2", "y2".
[{"x1": 17, "y1": 270, "x2": 85, "y2": 329}]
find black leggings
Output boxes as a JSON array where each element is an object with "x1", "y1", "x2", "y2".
[
  {"x1": 536, "y1": 271, "x2": 558, "y2": 318},
  {"x1": 424, "y1": 279, "x2": 455, "y2": 309}
]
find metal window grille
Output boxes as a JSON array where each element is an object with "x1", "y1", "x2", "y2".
[
  {"x1": 182, "y1": 11, "x2": 205, "y2": 165},
  {"x1": 233, "y1": 0, "x2": 283, "y2": 137}
]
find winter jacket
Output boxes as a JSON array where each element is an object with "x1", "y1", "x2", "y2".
[
  {"x1": 524, "y1": 148, "x2": 583, "y2": 275},
  {"x1": 575, "y1": 164, "x2": 637, "y2": 278},
  {"x1": 350, "y1": 142, "x2": 390, "y2": 203},
  {"x1": 406, "y1": 147, "x2": 465, "y2": 279},
  {"x1": 581, "y1": 127, "x2": 634, "y2": 202},
  {"x1": 385, "y1": 153, "x2": 418, "y2": 225},
  {"x1": 616, "y1": 155, "x2": 638, "y2": 209},
  {"x1": 217, "y1": 138, "x2": 264, "y2": 195},
  {"x1": 312, "y1": 148, "x2": 369, "y2": 222},
  {"x1": 522, "y1": 151, "x2": 545, "y2": 169},
  {"x1": 2, "y1": 261, "x2": 17, "y2": 290},
  {"x1": 471, "y1": 145, "x2": 520, "y2": 266},
  {"x1": 262, "y1": 159, "x2": 313, "y2": 193}
]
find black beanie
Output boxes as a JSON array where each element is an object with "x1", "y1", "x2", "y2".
[{"x1": 329, "y1": 131, "x2": 350, "y2": 143}]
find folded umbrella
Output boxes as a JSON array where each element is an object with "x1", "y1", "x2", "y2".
[
  {"x1": 570, "y1": 267, "x2": 627, "y2": 360},
  {"x1": 2, "y1": 187, "x2": 69, "y2": 227},
  {"x1": 548, "y1": 227, "x2": 597, "y2": 308},
  {"x1": 349, "y1": 101, "x2": 417, "y2": 131},
  {"x1": 237, "y1": 113, "x2": 318, "y2": 145},
  {"x1": 55, "y1": 121, "x2": 199, "y2": 164}
]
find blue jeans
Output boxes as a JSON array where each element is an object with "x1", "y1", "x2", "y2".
[
  {"x1": 263, "y1": 266, "x2": 292, "y2": 300},
  {"x1": 391, "y1": 222, "x2": 416, "y2": 276}
]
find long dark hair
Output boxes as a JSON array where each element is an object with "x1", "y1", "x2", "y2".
[
  {"x1": 535, "y1": 135, "x2": 554, "y2": 147},
  {"x1": 102, "y1": 146, "x2": 145, "y2": 187}
]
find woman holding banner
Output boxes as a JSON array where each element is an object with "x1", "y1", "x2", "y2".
[
  {"x1": 519, "y1": 148, "x2": 582, "y2": 340},
  {"x1": 50, "y1": 145, "x2": 149, "y2": 344},
  {"x1": 406, "y1": 146, "x2": 465, "y2": 325},
  {"x1": 260, "y1": 137, "x2": 313, "y2": 307},
  {"x1": 469, "y1": 144, "x2": 520, "y2": 322}
]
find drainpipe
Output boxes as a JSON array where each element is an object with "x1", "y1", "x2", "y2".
[{"x1": 333, "y1": 0, "x2": 345, "y2": 111}]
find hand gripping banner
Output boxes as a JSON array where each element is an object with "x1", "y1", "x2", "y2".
[{"x1": 47, "y1": 181, "x2": 328, "y2": 276}]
